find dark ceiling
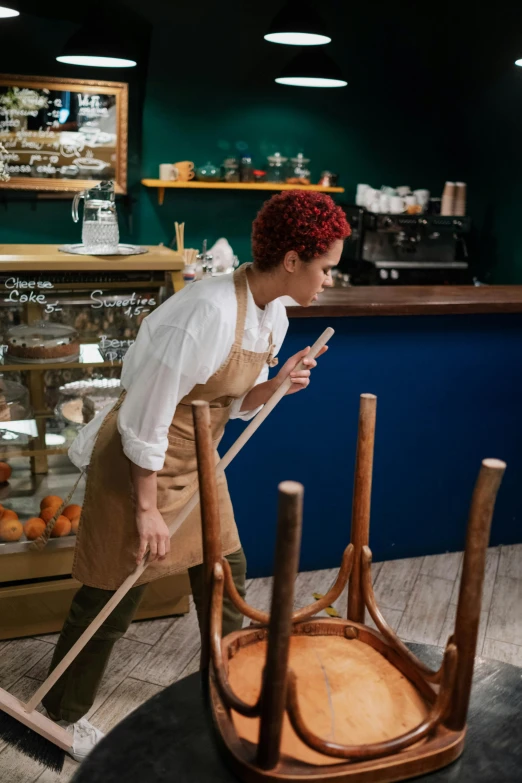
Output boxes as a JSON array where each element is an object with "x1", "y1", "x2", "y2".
[{"x1": 7, "y1": 0, "x2": 522, "y2": 94}]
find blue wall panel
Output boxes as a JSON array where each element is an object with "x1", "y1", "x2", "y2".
[{"x1": 220, "y1": 314, "x2": 522, "y2": 578}]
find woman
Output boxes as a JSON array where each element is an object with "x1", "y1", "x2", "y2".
[{"x1": 42, "y1": 190, "x2": 351, "y2": 760}]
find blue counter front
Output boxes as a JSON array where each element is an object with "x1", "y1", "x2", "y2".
[{"x1": 220, "y1": 313, "x2": 522, "y2": 578}]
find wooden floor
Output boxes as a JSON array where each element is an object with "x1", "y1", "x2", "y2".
[{"x1": 0, "y1": 543, "x2": 521, "y2": 782}]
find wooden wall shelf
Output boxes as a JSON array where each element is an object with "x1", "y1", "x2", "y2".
[{"x1": 141, "y1": 179, "x2": 345, "y2": 205}]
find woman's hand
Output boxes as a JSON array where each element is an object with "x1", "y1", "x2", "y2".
[
  {"x1": 136, "y1": 506, "x2": 171, "y2": 565},
  {"x1": 275, "y1": 345, "x2": 328, "y2": 395}
]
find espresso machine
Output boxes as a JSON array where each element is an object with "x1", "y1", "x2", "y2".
[{"x1": 339, "y1": 206, "x2": 472, "y2": 285}]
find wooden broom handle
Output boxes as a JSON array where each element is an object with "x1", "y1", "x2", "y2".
[{"x1": 25, "y1": 326, "x2": 334, "y2": 713}]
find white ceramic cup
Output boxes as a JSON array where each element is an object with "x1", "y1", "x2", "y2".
[
  {"x1": 390, "y1": 196, "x2": 404, "y2": 214},
  {"x1": 404, "y1": 194, "x2": 418, "y2": 208},
  {"x1": 356, "y1": 183, "x2": 370, "y2": 206},
  {"x1": 159, "y1": 163, "x2": 178, "y2": 181},
  {"x1": 413, "y1": 189, "x2": 430, "y2": 210},
  {"x1": 396, "y1": 186, "x2": 411, "y2": 197},
  {"x1": 364, "y1": 187, "x2": 378, "y2": 209},
  {"x1": 379, "y1": 193, "x2": 391, "y2": 213}
]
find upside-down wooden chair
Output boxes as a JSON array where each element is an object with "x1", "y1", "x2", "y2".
[{"x1": 191, "y1": 394, "x2": 505, "y2": 783}]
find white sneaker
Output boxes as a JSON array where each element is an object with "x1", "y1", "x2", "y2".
[{"x1": 56, "y1": 717, "x2": 105, "y2": 762}]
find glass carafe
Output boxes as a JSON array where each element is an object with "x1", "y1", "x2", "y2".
[{"x1": 72, "y1": 180, "x2": 119, "y2": 253}]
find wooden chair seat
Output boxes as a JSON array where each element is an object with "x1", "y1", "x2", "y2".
[
  {"x1": 228, "y1": 627, "x2": 429, "y2": 766},
  {"x1": 191, "y1": 395, "x2": 505, "y2": 783}
]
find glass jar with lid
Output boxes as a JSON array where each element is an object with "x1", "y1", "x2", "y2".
[
  {"x1": 222, "y1": 157, "x2": 240, "y2": 183},
  {"x1": 286, "y1": 153, "x2": 311, "y2": 185},
  {"x1": 266, "y1": 152, "x2": 288, "y2": 184}
]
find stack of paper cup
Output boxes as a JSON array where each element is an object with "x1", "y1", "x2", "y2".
[
  {"x1": 356, "y1": 184, "x2": 370, "y2": 206},
  {"x1": 441, "y1": 182, "x2": 456, "y2": 216},
  {"x1": 454, "y1": 182, "x2": 467, "y2": 216}
]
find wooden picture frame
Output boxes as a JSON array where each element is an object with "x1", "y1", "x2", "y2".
[{"x1": 0, "y1": 74, "x2": 128, "y2": 194}]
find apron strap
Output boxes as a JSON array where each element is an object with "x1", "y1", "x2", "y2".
[
  {"x1": 234, "y1": 265, "x2": 279, "y2": 367},
  {"x1": 232, "y1": 264, "x2": 249, "y2": 348}
]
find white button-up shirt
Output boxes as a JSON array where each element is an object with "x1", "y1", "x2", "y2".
[{"x1": 68, "y1": 272, "x2": 289, "y2": 472}]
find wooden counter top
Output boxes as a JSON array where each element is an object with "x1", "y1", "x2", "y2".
[
  {"x1": 287, "y1": 286, "x2": 522, "y2": 318},
  {"x1": 0, "y1": 244, "x2": 183, "y2": 272}
]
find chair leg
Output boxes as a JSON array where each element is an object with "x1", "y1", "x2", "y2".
[
  {"x1": 257, "y1": 481, "x2": 304, "y2": 771},
  {"x1": 192, "y1": 400, "x2": 223, "y2": 672},
  {"x1": 446, "y1": 458, "x2": 506, "y2": 731},
  {"x1": 348, "y1": 393, "x2": 377, "y2": 623}
]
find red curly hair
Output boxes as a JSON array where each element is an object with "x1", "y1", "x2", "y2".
[{"x1": 251, "y1": 190, "x2": 351, "y2": 271}]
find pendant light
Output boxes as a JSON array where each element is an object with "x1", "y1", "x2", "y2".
[
  {"x1": 0, "y1": 3, "x2": 19, "y2": 17},
  {"x1": 275, "y1": 49, "x2": 347, "y2": 88},
  {"x1": 265, "y1": 0, "x2": 330, "y2": 46},
  {"x1": 57, "y1": 25, "x2": 137, "y2": 68},
  {"x1": 516, "y1": 59, "x2": 522, "y2": 67}
]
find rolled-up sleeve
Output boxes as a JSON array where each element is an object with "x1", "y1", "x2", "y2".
[{"x1": 118, "y1": 306, "x2": 223, "y2": 471}]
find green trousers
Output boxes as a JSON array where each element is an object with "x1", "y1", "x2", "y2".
[{"x1": 42, "y1": 548, "x2": 247, "y2": 723}]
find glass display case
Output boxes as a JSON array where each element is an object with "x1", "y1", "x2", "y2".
[{"x1": 0, "y1": 244, "x2": 190, "y2": 640}]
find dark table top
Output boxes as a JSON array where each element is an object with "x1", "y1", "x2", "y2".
[
  {"x1": 286, "y1": 285, "x2": 522, "y2": 318},
  {"x1": 72, "y1": 644, "x2": 522, "y2": 783}
]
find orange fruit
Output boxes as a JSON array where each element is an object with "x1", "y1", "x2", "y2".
[
  {"x1": 24, "y1": 517, "x2": 46, "y2": 540},
  {"x1": 40, "y1": 495, "x2": 63, "y2": 511},
  {"x1": 40, "y1": 506, "x2": 61, "y2": 524},
  {"x1": 1, "y1": 508, "x2": 18, "y2": 522},
  {"x1": 70, "y1": 516, "x2": 81, "y2": 535},
  {"x1": 0, "y1": 517, "x2": 23, "y2": 542},
  {"x1": 0, "y1": 462, "x2": 11, "y2": 483},
  {"x1": 63, "y1": 504, "x2": 82, "y2": 521},
  {"x1": 50, "y1": 515, "x2": 71, "y2": 538}
]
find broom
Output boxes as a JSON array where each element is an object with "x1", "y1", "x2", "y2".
[{"x1": 0, "y1": 327, "x2": 334, "y2": 771}]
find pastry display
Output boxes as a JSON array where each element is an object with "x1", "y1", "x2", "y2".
[
  {"x1": 82, "y1": 393, "x2": 119, "y2": 423},
  {"x1": 0, "y1": 516, "x2": 23, "y2": 542},
  {"x1": 58, "y1": 378, "x2": 120, "y2": 398},
  {"x1": 56, "y1": 378, "x2": 120, "y2": 425},
  {"x1": 5, "y1": 321, "x2": 80, "y2": 363},
  {"x1": 0, "y1": 498, "x2": 84, "y2": 545},
  {"x1": 24, "y1": 517, "x2": 46, "y2": 540},
  {"x1": 0, "y1": 462, "x2": 11, "y2": 483},
  {"x1": 0, "y1": 377, "x2": 32, "y2": 421},
  {"x1": 57, "y1": 397, "x2": 84, "y2": 426}
]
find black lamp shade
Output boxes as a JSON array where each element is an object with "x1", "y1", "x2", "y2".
[
  {"x1": 276, "y1": 49, "x2": 347, "y2": 87},
  {"x1": 57, "y1": 25, "x2": 137, "y2": 67},
  {"x1": 265, "y1": 0, "x2": 330, "y2": 45}
]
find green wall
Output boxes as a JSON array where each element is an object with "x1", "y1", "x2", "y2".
[
  {"x1": 5, "y1": 1, "x2": 517, "y2": 279},
  {"x1": 463, "y1": 70, "x2": 522, "y2": 283},
  {"x1": 0, "y1": 3, "x2": 451, "y2": 263}
]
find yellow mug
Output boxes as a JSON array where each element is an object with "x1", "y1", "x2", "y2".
[{"x1": 174, "y1": 161, "x2": 195, "y2": 182}]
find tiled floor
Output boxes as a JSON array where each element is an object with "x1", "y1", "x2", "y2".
[{"x1": 0, "y1": 544, "x2": 521, "y2": 782}]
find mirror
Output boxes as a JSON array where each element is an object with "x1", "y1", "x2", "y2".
[{"x1": 0, "y1": 74, "x2": 128, "y2": 194}]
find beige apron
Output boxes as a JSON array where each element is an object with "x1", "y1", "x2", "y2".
[{"x1": 72, "y1": 264, "x2": 277, "y2": 590}]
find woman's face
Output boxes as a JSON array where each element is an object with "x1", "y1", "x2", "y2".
[{"x1": 285, "y1": 239, "x2": 344, "y2": 307}]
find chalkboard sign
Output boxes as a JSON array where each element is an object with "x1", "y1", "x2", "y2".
[{"x1": 0, "y1": 74, "x2": 128, "y2": 193}]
